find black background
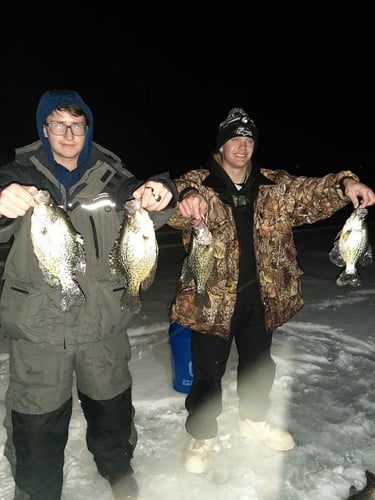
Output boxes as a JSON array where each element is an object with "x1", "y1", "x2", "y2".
[{"x1": 1, "y1": 2, "x2": 374, "y2": 184}]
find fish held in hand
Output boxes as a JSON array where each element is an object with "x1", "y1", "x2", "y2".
[
  {"x1": 30, "y1": 190, "x2": 86, "y2": 312},
  {"x1": 346, "y1": 470, "x2": 375, "y2": 499},
  {"x1": 329, "y1": 208, "x2": 372, "y2": 287},
  {"x1": 109, "y1": 198, "x2": 158, "y2": 313},
  {"x1": 181, "y1": 219, "x2": 216, "y2": 308}
]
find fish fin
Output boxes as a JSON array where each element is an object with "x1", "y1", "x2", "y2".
[
  {"x1": 43, "y1": 273, "x2": 60, "y2": 288},
  {"x1": 341, "y1": 229, "x2": 352, "y2": 242},
  {"x1": 207, "y1": 259, "x2": 218, "y2": 285},
  {"x1": 109, "y1": 245, "x2": 126, "y2": 282},
  {"x1": 74, "y1": 258, "x2": 86, "y2": 275},
  {"x1": 329, "y1": 242, "x2": 345, "y2": 267},
  {"x1": 36, "y1": 261, "x2": 60, "y2": 287},
  {"x1": 140, "y1": 261, "x2": 158, "y2": 291},
  {"x1": 331, "y1": 228, "x2": 342, "y2": 245},
  {"x1": 365, "y1": 469, "x2": 375, "y2": 486},
  {"x1": 120, "y1": 290, "x2": 142, "y2": 313},
  {"x1": 349, "y1": 484, "x2": 358, "y2": 494},
  {"x1": 73, "y1": 239, "x2": 86, "y2": 274},
  {"x1": 110, "y1": 267, "x2": 126, "y2": 283},
  {"x1": 194, "y1": 290, "x2": 211, "y2": 308},
  {"x1": 358, "y1": 245, "x2": 373, "y2": 267},
  {"x1": 141, "y1": 275, "x2": 155, "y2": 290},
  {"x1": 336, "y1": 270, "x2": 361, "y2": 287},
  {"x1": 109, "y1": 258, "x2": 127, "y2": 282},
  {"x1": 60, "y1": 283, "x2": 86, "y2": 312},
  {"x1": 180, "y1": 258, "x2": 193, "y2": 285}
]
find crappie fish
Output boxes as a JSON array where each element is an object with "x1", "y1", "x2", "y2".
[
  {"x1": 30, "y1": 190, "x2": 86, "y2": 312},
  {"x1": 109, "y1": 198, "x2": 158, "y2": 313},
  {"x1": 329, "y1": 208, "x2": 372, "y2": 287},
  {"x1": 347, "y1": 470, "x2": 375, "y2": 499},
  {"x1": 181, "y1": 219, "x2": 216, "y2": 308}
]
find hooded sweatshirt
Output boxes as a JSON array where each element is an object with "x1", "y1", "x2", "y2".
[{"x1": 35, "y1": 89, "x2": 94, "y2": 190}]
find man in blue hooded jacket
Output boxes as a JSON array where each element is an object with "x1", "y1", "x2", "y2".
[{"x1": 0, "y1": 89, "x2": 177, "y2": 500}]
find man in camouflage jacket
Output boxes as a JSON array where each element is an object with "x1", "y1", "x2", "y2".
[{"x1": 168, "y1": 107, "x2": 375, "y2": 474}]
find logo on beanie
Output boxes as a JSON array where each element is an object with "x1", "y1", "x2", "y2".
[
  {"x1": 232, "y1": 125, "x2": 254, "y2": 139},
  {"x1": 216, "y1": 107, "x2": 258, "y2": 151}
]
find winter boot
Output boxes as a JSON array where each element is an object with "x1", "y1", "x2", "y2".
[
  {"x1": 238, "y1": 419, "x2": 295, "y2": 451},
  {"x1": 184, "y1": 438, "x2": 215, "y2": 474},
  {"x1": 109, "y1": 473, "x2": 139, "y2": 499}
]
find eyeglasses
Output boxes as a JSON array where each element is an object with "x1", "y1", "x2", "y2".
[{"x1": 45, "y1": 121, "x2": 87, "y2": 136}]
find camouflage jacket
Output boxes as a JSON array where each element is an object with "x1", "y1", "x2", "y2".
[{"x1": 168, "y1": 155, "x2": 358, "y2": 339}]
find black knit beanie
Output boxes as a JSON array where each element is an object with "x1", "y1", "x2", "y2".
[{"x1": 216, "y1": 107, "x2": 258, "y2": 151}]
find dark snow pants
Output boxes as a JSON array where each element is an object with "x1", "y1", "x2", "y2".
[
  {"x1": 4, "y1": 334, "x2": 137, "y2": 500},
  {"x1": 185, "y1": 286, "x2": 276, "y2": 439}
]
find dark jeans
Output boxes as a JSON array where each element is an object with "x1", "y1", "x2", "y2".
[{"x1": 185, "y1": 286, "x2": 276, "y2": 439}]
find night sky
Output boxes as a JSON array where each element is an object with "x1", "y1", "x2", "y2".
[{"x1": 1, "y1": 2, "x2": 374, "y2": 184}]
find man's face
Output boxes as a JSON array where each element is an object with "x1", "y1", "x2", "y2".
[
  {"x1": 221, "y1": 136, "x2": 254, "y2": 168},
  {"x1": 43, "y1": 109, "x2": 86, "y2": 167}
]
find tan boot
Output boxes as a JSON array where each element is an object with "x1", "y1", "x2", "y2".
[
  {"x1": 239, "y1": 419, "x2": 295, "y2": 451},
  {"x1": 184, "y1": 438, "x2": 215, "y2": 473}
]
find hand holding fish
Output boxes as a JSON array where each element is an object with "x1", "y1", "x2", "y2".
[
  {"x1": 341, "y1": 178, "x2": 375, "y2": 209},
  {"x1": 132, "y1": 181, "x2": 173, "y2": 211},
  {"x1": 178, "y1": 190, "x2": 207, "y2": 222},
  {"x1": 0, "y1": 183, "x2": 38, "y2": 218}
]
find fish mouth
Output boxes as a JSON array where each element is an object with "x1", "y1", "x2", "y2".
[
  {"x1": 191, "y1": 218, "x2": 204, "y2": 228},
  {"x1": 33, "y1": 190, "x2": 50, "y2": 204},
  {"x1": 356, "y1": 208, "x2": 368, "y2": 219}
]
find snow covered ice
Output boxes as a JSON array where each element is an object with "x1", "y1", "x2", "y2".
[{"x1": 0, "y1": 207, "x2": 374, "y2": 499}]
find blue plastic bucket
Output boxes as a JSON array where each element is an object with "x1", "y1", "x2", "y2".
[{"x1": 168, "y1": 322, "x2": 194, "y2": 393}]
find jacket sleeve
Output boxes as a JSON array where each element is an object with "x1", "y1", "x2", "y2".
[
  {"x1": 264, "y1": 169, "x2": 360, "y2": 226},
  {"x1": 114, "y1": 176, "x2": 144, "y2": 206},
  {"x1": 167, "y1": 169, "x2": 210, "y2": 230},
  {"x1": 0, "y1": 217, "x2": 19, "y2": 243}
]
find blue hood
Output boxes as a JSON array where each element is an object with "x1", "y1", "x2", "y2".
[{"x1": 36, "y1": 89, "x2": 94, "y2": 174}]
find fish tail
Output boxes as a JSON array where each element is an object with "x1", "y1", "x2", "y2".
[
  {"x1": 365, "y1": 470, "x2": 375, "y2": 486},
  {"x1": 61, "y1": 283, "x2": 86, "y2": 312},
  {"x1": 120, "y1": 290, "x2": 142, "y2": 313},
  {"x1": 329, "y1": 245, "x2": 345, "y2": 267},
  {"x1": 336, "y1": 270, "x2": 361, "y2": 287},
  {"x1": 194, "y1": 289, "x2": 211, "y2": 308}
]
